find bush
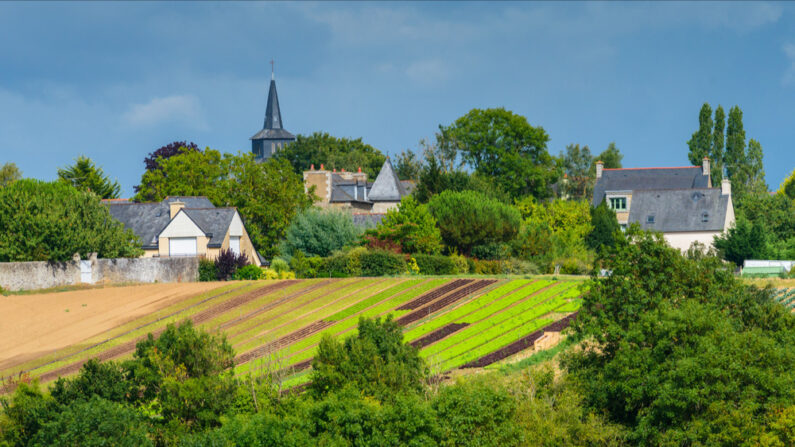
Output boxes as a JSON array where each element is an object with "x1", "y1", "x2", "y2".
[
  {"x1": 280, "y1": 208, "x2": 362, "y2": 258},
  {"x1": 263, "y1": 268, "x2": 279, "y2": 280},
  {"x1": 359, "y1": 250, "x2": 407, "y2": 276},
  {"x1": 270, "y1": 258, "x2": 290, "y2": 274},
  {"x1": 367, "y1": 196, "x2": 443, "y2": 255},
  {"x1": 502, "y1": 258, "x2": 539, "y2": 275},
  {"x1": 471, "y1": 242, "x2": 511, "y2": 260},
  {"x1": 413, "y1": 254, "x2": 457, "y2": 275},
  {"x1": 471, "y1": 259, "x2": 504, "y2": 275},
  {"x1": 234, "y1": 264, "x2": 264, "y2": 280},
  {"x1": 198, "y1": 258, "x2": 218, "y2": 282},
  {"x1": 215, "y1": 249, "x2": 249, "y2": 280}
]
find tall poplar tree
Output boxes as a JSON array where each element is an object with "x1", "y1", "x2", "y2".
[
  {"x1": 725, "y1": 106, "x2": 746, "y2": 185},
  {"x1": 712, "y1": 105, "x2": 726, "y2": 183},
  {"x1": 687, "y1": 103, "x2": 713, "y2": 166}
]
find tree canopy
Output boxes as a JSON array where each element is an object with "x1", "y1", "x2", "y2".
[
  {"x1": 279, "y1": 207, "x2": 363, "y2": 258},
  {"x1": 275, "y1": 132, "x2": 386, "y2": 179},
  {"x1": 444, "y1": 108, "x2": 557, "y2": 200},
  {"x1": 133, "y1": 149, "x2": 312, "y2": 258},
  {"x1": 0, "y1": 179, "x2": 142, "y2": 261},
  {"x1": 366, "y1": 195, "x2": 442, "y2": 255},
  {"x1": 0, "y1": 162, "x2": 21, "y2": 187},
  {"x1": 57, "y1": 156, "x2": 121, "y2": 199}
]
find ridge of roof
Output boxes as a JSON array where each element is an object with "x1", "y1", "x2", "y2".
[{"x1": 603, "y1": 166, "x2": 699, "y2": 171}]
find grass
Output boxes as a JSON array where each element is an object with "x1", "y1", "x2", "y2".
[{"x1": 492, "y1": 335, "x2": 578, "y2": 374}]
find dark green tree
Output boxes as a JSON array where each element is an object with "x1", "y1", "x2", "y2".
[
  {"x1": 394, "y1": 149, "x2": 423, "y2": 181},
  {"x1": 595, "y1": 142, "x2": 623, "y2": 170},
  {"x1": 0, "y1": 162, "x2": 21, "y2": 187},
  {"x1": 713, "y1": 217, "x2": 769, "y2": 266},
  {"x1": 279, "y1": 207, "x2": 363, "y2": 258},
  {"x1": 367, "y1": 195, "x2": 442, "y2": 254},
  {"x1": 560, "y1": 143, "x2": 593, "y2": 200},
  {"x1": 275, "y1": 132, "x2": 386, "y2": 179},
  {"x1": 413, "y1": 155, "x2": 508, "y2": 204},
  {"x1": 0, "y1": 179, "x2": 142, "y2": 261},
  {"x1": 57, "y1": 156, "x2": 121, "y2": 199},
  {"x1": 585, "y1": 201, "x2": 620, "y2": 251},
  {"x1": 725, "y1": 106, "x2": 747, "y2": 190},
  {"x1": 444, "y1": 108, "x2": 557, "y2": 199},
  {"x1": 712, "y1": 105, "x2": 726, "y2": 183},
  {"x1": 428, "y1": 190, "x2": 520, "y2": 255},
  {"x1": 311, "y1": 316, "x2": 426, "y2": 400},
  {"x1": 744, "y1": 138, "x2": 768, "y2": 196},
  {"x1": 687, "y1": 103, "x2": 713, "y2": 167}
]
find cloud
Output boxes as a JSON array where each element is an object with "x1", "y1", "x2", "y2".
[
  {"x1": 123, "y1": 94, "x2": 206, "y2": 129},
  {"x1": 405, "y1": 59, "x2": 449, "y2": 84}
]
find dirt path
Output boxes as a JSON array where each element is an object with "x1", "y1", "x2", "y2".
[{"x1": 0, "y1": 282, "x2": 221, "y2": 370}]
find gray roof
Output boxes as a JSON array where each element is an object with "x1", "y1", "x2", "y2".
[
  {"x1": 106, "y1": 196, "x2": 225, "y2": 249},
  {"x1": 251, "y1": 79, "x2": 295, "y2": 142},
  {"x1": 628, "y1": 188, "x2": 730, "y2": 232},
  {"x1": 593, "y1": 167, "x2": 710, "y2": 206},
  {"x1": 367, "y1": 158, "x2": 407, "y2": 202},
  {"x1": 183, "y1": 208, "x2": 236, "y2": 248},
  {"x1": 329, "y1": 174, "x2": 371, "y2": 203}
]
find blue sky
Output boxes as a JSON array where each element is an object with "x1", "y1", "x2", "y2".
[{"x1": 1, "y1": 2, "x2": 794, "y2": 197}]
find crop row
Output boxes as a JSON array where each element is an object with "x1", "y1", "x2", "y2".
[{"x1": 395, "y1": 279, "x2": 498, "y2": 326}]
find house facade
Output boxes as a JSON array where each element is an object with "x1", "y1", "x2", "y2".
[
  {"x1": 303, "y1": 158, "x2": 414, "y2": 225},
  {"x1": 105, "y1": 196, "x2": 260, "y2": 265},
  {"x1": 592, "y1": 158, "x2": 735, "y2": 251}
]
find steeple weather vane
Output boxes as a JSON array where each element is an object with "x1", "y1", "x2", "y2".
[{"x1": 270, "y1": 58, "x2": 274, "y2": 80}]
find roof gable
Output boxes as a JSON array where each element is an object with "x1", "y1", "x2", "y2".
[
  {"x1": 628, "y1": 188, "x2": 730, "y2": 232},
  {"x1": 183, "y1": 208, "x2": 236, "y2": 247},
  {"x1": 158, "y1": 210, "x2": 206, "y2": 239}
]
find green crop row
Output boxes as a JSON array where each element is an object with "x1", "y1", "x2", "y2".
[
  {"x1": 231, "y1": 279, "x2": 383, "y2": 352},
  {"x1": 325, "y1": 279, "x2": 416, "y2": 321},
  {"x1": 420, "y1": 282, "x2": 575, "y2": 359},
  {"x1": 403, "y1": 280, "x2": 543, "y2": 341}
]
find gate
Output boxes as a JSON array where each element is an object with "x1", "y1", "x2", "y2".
[{"x1": 79, "y1": 260, "x2": 93, "y2": 284}]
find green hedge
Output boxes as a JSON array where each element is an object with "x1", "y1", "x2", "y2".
[
  {"x1": 359, "y1": 250, "x2": 407, "y2": 276},
  {"x1": 413, "y1": 254, "x2": 457, "y2": 275}
]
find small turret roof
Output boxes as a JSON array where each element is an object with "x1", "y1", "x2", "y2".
[{"x1": 367, "y1": 158, "x2": 407, "y2": 202}]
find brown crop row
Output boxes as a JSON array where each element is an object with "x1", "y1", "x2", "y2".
[
  {"x1": 409, "y1": 323, "x2": 469, "y2": 349},
  {"x1": 234, "y1": 320, "x2": 335, "y2": 365},
  {"x1": 396, "y1": 279, "x2": 497, "y2": 326},
  {"x1": 395, "y1": 279, "x2": 472, "y2": 310}
]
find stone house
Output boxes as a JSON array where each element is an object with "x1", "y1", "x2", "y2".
[
  {"x1": 592, "y1": 158, "x2": 735, "y2": 251},
  {"x1": 105, "y1": 196, "x2": 260, "y2": 265}
]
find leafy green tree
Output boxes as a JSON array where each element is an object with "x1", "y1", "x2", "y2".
[
  {"x1": 0, "y1": 162, "x2": 21, "y2": 187},
  {"x1": 444, "y1": 108, "x2": 557, "y2": 199},
  {"x1": 713, "y1": 217, "x2": 769, "y2": 266},
  {"x1": 420, "y1": 125, "x2": 461, "y2": 173},
  {"x1": 687, "y1": 103, "x2": 714, "y2": 167},
  {"x1": 568, "y1": 226, "x2": 795, "y2": 444},
  {"x1": 311, "y1": 316, "x2": 426, "y2": 400},
  {"x1": 0, "y1": 179, "x2": 143, "y2": 261},
  {"x1": 779, "y1": 168, "x2": 795, "y2": 200},
  {"x1": 50, "y1": 359, "x2": 130, "y2": 406},
  {"x1": 428, "y1": 190, "x2": 521, "y2": 255},
  {"x1": 0, "y1": 381, "x2": 59, "y2": 446},
  {"x1": 744, "y1": 138, "x2": 768, "y2": 196},
  {"x1": 280, "y1": 207, "x2": 363, "y2": 258},
  {"x1": 134, "y1": 150, "x2": 311, "y2": 257},
  {"x1": 57, "y1": 156, "x2": 121, "y2": 199},
  {"x1": 367, "y1": 195, "x2": 442, "y2": 254},
  {"x1": 586, "y1": 201, "x2": 620, "y2": 251},
  {"x1": 712, "y1": 105, "x2": 726, "y2": 183},
  {"x1": 275, "y1": 132, "x2": 386, "y2": 179},
  {"x1": 394, "y1": 149, "x2": 423, "y2": 181},
  {"x1": 433, "y1": 377, "x2": 524, "y2": 447},
  {"x1": 413, "y1": 155, "x2": 508, "y2": 204},
  {"x1": 560, "y1": 144, "x2": 593, "y2": 200},
  {"x1": 31, "y1": 396, "x2": 152, "y2": 447},
  {"x1": 594, "y1": 142, "x2": 623, "y2": 170},
  {"x1": 725, "y1": 105, "x2": 748, "y2": 192}
]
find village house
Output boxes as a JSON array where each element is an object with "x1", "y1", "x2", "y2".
[
  {"x1": 105, "y1": 196, "x2": 261, "y2": 265},
  {"x1": 592, "y1": 157, "x2": 735, "y2": 251},
  {"x1": 303, "y1": 158, "x2": 414, "y2": 226}
]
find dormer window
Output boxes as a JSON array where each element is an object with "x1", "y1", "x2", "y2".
[{"x1": 609, "y1": 197, "x2": 627, "y2": 211}]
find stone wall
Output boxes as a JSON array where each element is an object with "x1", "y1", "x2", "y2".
[{"x1": 0, "y1": 257, "x2": 199, "y2": 291}]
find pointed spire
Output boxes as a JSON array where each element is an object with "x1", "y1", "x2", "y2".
[
  {"x1": 264, "y1": 78, "x2": 283, "y2": 129},
  {"x1": 368, "y1": 157, "x2": 407, "y2": 202}
]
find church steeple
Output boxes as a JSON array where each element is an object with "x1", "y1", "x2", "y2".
[{"x1": 250, "y1": 60, "x2": 295, "y2": 161}]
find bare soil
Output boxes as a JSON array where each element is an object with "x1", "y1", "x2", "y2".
[{"x1": 0, "y1": 282, "x2": 221, "y2": 370}]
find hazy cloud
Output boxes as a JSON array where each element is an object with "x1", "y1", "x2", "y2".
[{"x1": 123, "y1": 94, "x2": 206, "y2": 129}]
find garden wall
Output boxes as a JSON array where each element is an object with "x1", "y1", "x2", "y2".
[{"x1": 0, "y1": 256, "x2": 199, "y2": 291}]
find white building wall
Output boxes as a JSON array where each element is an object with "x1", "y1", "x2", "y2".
[
  {"x1": 158, "y1": 211, "x2": 205, "y2": 238},
  {"x1": 228, "y1": 212, "x2": 244, "y2": 237},
  {"x1": 663, "y1": 231, "x2": 722, "y2": 252}
]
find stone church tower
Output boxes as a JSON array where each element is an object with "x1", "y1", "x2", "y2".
[{"x1": 250, "y1": 64, "x2": 295, "y2": 161}]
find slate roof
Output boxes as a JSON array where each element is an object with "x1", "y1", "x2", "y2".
[
  {"x1": 106, "y1": 196, "x2": 231, "y2": 249},
  {"x1": 368, "y1": 158, "x2": 406, "y2": 202},
  {"x1": 250, "y1": 79, "x2": 295, "y2": 142},
  {"x1": 592, "y1": 167, "x2": 710, "y2": 206},
  {"x1": 628, "y1": 188, "x2": 730, "y2": 233},
  {"x1": 182, "y1": 208, "x2": 237, "y2": 248}
]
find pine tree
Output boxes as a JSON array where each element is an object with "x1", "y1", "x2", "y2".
[{"x1": 57, "y1": 156, "x2": 121, "y2": 199}]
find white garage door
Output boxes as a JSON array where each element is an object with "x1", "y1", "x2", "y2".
[{"x1": 169, "y1": 237, "x2": 197, "y2": 256}]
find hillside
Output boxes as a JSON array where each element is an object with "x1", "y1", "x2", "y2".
[{"x1": 1, "y1": 277, "x2": 584, "y2": 390}]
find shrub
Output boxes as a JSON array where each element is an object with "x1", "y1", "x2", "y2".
[
  {"x1": 263, "y1": 268, "x2": 279, "y2": 280},
  {"x1": 502, "y1": 258, "x2": 539, "y2": 275},
  {"x1": 428, "y1": 190, "x2": 521, "y2": 255},
  {"x1": 367, "y1": 196, "x2": 443, "y2": 255},
  {"x1": 407, "y1": 257, "x2": 420, "y2": 275},
  {"x1": 471, "y1": 259, "x2": 504, "y2": 275},
  {"x1": 234, "y1": 264, "x2": 264, "y2": 280},
  {"x1": 198, "y1": 258, "x2": 218, "y2": 282},
  {"x1": 280, "y1": 208, "x2": 362, "y2": 258},
  {"x1": 359, "y1": 250, "x2": 407, "y2": 276},
  {"x1": 214, "y1": 249, "x2": 249, "y2": 280},
  {"x1": 413, "y1": 254, "x2": 457, "y2": 275},
  {"x1": 471, "y1": 242, "x2": 511, "y2": 260},
  {"x1": 451, "y1": 254, "x2": 469, "y2": 274},
  {"x1": 270, "y1": 258, "x2": 290, "y2": 274}
]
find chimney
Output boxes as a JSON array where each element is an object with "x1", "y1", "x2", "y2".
[
  {"x1": 320, "y1": 163, "x2": 324, "y2": 170},
  {"x1": 310, "y1": 164, "x2": 315, "y2": 170},
  {"x1": 357, "y1": 167, "x2": 362, "y2": 173},
  {"x1": 169, "y1": 201, "x2": 185, "y2": 219},
  {"x1": 702, "y1": 157, "x2": 710, "y2": 177},
  {"x1": 721, "y1": 178, "x2": 731, "y2": 196},
  {"x1": 595, "y1": 161, "x2": 604, "y2": 179}
]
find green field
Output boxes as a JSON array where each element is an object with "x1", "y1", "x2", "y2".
[{"x1": 2, "y1": 276, "x2": 586, "y2": 390}]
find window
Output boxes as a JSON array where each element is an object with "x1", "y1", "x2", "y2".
[
  {"x1": 609, "y1": 197, "x2": 627, "y2": 211},
  {"x1": 646, "y1": 215, "x2": 655, "y2": 224},
  {"x1": 701, "y1": 212, "x2": 709, "y2": 222},
  {"x1": 271, "y1": 142, "x2": 276, "y2": 154}
]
